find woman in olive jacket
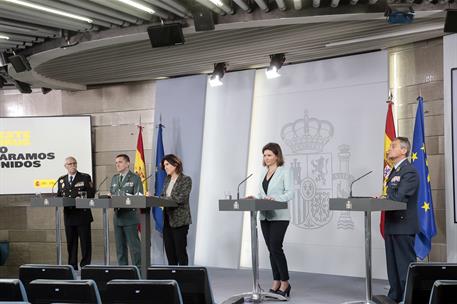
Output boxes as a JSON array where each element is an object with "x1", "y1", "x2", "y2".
[{"x1": 160, "y1": 154, "x2": 192, "y2": 265}]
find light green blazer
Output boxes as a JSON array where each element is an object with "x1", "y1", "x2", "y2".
[{"x1": 258, "y1": 166, "x2": 294, "y2": 221}]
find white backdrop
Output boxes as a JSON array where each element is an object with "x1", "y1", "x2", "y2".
[
  {"x1": 240, "y1": 51, "x2": 389, "y2": 279},
  {"x1": 194, "y1": 70, "x2": 256, "y2": 268},
  {"x1": 0, "y1": 116, "x2": 92, "y2": 195}
]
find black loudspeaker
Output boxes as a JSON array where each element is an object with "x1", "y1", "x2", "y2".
[
  {"x1": 147, "y1": 23, "x2": 184, "y2": 48},
  {"x1": 445, "y1": 10, "x2": 457, "y2": 33},
  {"x1": 192, "y1": 5, "x2": 215, "y2": 31},
  {"x1": 14, "y1": 80, "x2": 32, "y2": 94},
  {"x1": 9, "y1": 54, "x2": 31, "y2": 73}
]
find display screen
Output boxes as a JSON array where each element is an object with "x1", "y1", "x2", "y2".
[{"x1": 0, "y1": 116, "x2": 92, "y2": 195}]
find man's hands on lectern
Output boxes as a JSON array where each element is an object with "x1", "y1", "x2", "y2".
[
  {"x1": 245, "y1": 195, "x2": 255, "y2": 199},
  {"x1": 265, "y1": 196, "x2": 274, "y2": 200},
  {"x1": 373, "y1": 195, "x2": 387, "y2": 199}
]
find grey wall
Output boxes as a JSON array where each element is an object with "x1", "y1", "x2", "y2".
[
  {"x1": 154, "y1": 75, "x2": 207, "y2": 265},
  {"x1": 389, "y1": 38, "x2": 446, "y2": 261}
]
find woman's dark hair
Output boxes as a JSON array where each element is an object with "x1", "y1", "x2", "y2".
[
  {"x1": 161, "y1": 154, "x2": 183, "y2": 175},
  {"x1": 262, "y1": 142, "x2": 285, "y2": 166}
]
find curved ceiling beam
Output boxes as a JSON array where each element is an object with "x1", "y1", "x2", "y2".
[{"x1": 7, "y1": 10, "x2": 446, "y2": 90}]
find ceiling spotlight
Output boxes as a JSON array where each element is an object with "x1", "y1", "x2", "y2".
[
  {"x1": 41, "y1": 87, "x2": 52, "y2": 94},
  {"x1": 266, "y1": 53, "x2": 285, "y2": 79},
  {"x1": 385, "y1": 4, "x2": 414, "y2": 24},
  {"x1": 0, "y1": 35, "x2": 10, "y2": 40},
  {"x1": 209, "y1": 62, "x2": 226, "y2": 87}
]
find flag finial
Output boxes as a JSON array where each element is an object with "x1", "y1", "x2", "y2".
[
  {"x1": 387, "y1": 92, "x2": 394, "y2": 104},
  {"x1": 157, "y1": 114, "x2": 165, "y2": 128}
]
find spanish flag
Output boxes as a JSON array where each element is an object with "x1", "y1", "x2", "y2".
[
  {"x1": 134, "y1": 126, "x2": 148, "y2": 193},
  {"x1": 380, "y1": 101, "x2": 396, "y2": 238}
]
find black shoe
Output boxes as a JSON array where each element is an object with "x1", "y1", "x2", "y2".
[
  {"x1": 269, "y1": 288, "x2": 278, "y2": 293},
  {"x1": 277, "y1": 284, "x2": 291, "y2": 297}
]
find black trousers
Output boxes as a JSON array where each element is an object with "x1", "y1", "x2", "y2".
[
  {"x1": 260, "y1": 220, "x2": 290, "y2": 281},
  {"x1": 163, "y1": 215, "x2": 189, "y2": 266},
  {"x1": 385, "y1": 234, "x2": 416, "y2": 302},
  {"x1": 65, "y1": 223, "x2": 91, "y2": 270}
]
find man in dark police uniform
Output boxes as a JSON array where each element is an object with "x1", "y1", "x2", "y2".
[
  {"x1": 56, "y1": 156, "x2": 95, "y2": 271},
  {"x1": 384, "y1": 137, "x2": 419, "y2": 303}
]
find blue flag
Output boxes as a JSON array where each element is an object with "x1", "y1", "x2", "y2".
[
  {"x1": 412, "y1": 96, "x2": 437, "y2": 260},
  {"x1": 153, "y1": 124, "x2": 166, "y2": 233}
]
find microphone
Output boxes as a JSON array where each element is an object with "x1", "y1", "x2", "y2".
[
  {"x1": 95, "y1": 176, "x2": 108, "y2": 197},
  {"x1": 349, "y1": 170, "x2": 373, "y2": 198},
  {"x1": 142, "y1": 173, "x2": 154, "y2": 184},
  {"x1": 51, "y1": 179, "x2": 58, "y2": 195},
  {"x1": 237, "y1": 173, "x2": 253, "y2": 200},
  {"x1": 135, "y1": 173, "x2": 154, "y2": 195}
]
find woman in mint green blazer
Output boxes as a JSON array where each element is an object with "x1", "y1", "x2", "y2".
[{"x1": 257, "y1": 142, "x2": 293, "y2": 298}]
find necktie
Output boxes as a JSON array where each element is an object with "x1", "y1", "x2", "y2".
[
  {"x1": 119, "y1": 175, "x2": 123, "y2": 184},
  {"x1": 69, "y1": 176, "x2": 73, "y2": 185}
]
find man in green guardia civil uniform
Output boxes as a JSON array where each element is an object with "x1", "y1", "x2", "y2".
[{"x1": 110, "y1": 154, "x2": 143, "y2": 267}]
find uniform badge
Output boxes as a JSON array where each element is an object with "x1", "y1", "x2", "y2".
[
  {"x1": 391, "y1": 176, "x2": 401, "y2": 182},
  {"x1": 60, "y1": 179, "x2": 64, "y2": 184},
  {"x1": 75, "y1": 182, "x2": 84, "y2": 187}
]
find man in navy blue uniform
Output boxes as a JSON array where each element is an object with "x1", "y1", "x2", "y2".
[
  {"x1": 56, "y1": 156, "x2": 95, "y2": 271},
  {"x1": 384, "y1": 137, "x2": 419, "y2": 303}
]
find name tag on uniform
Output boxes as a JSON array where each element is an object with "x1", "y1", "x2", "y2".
[{"x1": 74, "y1": 182, "x2": 84, "y2": 187}]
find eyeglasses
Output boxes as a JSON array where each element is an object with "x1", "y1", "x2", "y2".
[{"x1": 65, "y1": 162, "x2": 77, "y2": 166}]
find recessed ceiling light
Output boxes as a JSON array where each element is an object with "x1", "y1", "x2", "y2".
[
  {"x1": 117, "y1": 0, "x2": 155, "y2": 14},
  {"x1": 5, "y1": 0, "x2": 93, "y2": 23}
]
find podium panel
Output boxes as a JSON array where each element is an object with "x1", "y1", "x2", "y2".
[
  {"x1": 111, "y1": 196, "x2": 177, "y2": 209},
  {"x1": 31, "y1": 197, "x2": 75, "y2": 207},
  {"x1": 329, "y1": 198, "x2": 406, "y2": 212},
  {"x1": 76, "y1": 198, "x2": 111, "y2": 209},
  {"x1": 219, "y1": 199, "x2": 287, "y2": 212}
]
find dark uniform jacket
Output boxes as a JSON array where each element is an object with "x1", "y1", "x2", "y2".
[
  {"x1": 161, "y1": 174, "x2": 192, "y2": 228},
  {"x1": 110, "y1": 170, "x2": 143, "y2": 227},
  {"x1": 385, "y1": 159, "x2": 420, "y2": 235},
  {"x1": 57, "y1": 171, "x2": 95, "y2": 226}
]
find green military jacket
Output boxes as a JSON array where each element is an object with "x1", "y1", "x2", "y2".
[{"x1": 110, "y1": 170, "x2": 143, "y2": 226}]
